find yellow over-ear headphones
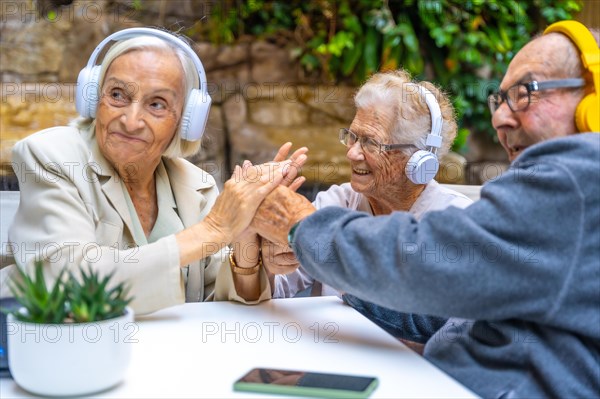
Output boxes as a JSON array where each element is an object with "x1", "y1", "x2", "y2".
[{"x1": 544, "y1": 20, "x2": 599, "y2": 133}]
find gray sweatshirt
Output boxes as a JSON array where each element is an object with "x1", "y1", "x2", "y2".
[{"x1": 293, "y1": 133, "x2": 600, "y2": 398}]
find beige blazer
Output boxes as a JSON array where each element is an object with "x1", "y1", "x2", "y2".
[{"x1": 6, "y1": 126, "x2": 270, "y2": 314}]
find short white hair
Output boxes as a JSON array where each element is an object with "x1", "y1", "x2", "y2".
[
  {"x1": 71, "y1": 32, "x2": 202, "y2": 158},
  {"x1": 354, "y1": 69, "x2": 457, "y2": 158}
]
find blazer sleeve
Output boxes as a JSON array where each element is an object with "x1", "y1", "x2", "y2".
[{"x1": 9, "y1": 134, "x2": 184, "y2": 315}]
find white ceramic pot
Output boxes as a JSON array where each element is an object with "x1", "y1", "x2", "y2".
[{"x1": 7, "y1": 307, "x2": 134, "y2": 396}]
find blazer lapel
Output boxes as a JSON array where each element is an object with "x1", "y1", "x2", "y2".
[
  {"x1": 101, "y1": 177, "x2": 135, "y2": 237},
  {"x1": 165, "y1": 158, "x2": 215, "y2": 302},
  {"x1": 166, "y1": 159, "x2": 212, "y2": 228},
  {"x1": 86, "y1": 133, "x2": 136, "y2": 238}
]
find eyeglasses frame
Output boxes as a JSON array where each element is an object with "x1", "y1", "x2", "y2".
[
  {"x1": 488, "y1": 78, "x2": 585, "y2": 113},
  {"x1": 339, "y1": 128, "x2": 416, "y2": 154}
]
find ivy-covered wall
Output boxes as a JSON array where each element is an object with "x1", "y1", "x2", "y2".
[{"x1": 0, "y1": 0, "x2": 592, "y2": 191}]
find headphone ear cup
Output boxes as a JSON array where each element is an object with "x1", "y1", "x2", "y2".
[
  {"x1": 575, "y1": 93, "x2": 600, "y2": 133},
  {"x1": 179, "y1": 89, "x2": 212, "y2": 141},
  {"x1": 405, "y1": 150, "x2": 440, "y2": 185},
  {"x1": 76, "y1": 65, "x2": 101, "y2": 118}
]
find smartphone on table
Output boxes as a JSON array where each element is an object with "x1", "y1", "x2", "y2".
[{"x1": 233, "y1": 367, "x2": 379, "y2": 399}]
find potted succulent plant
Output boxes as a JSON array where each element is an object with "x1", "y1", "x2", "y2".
[{"x1": 5, "y1": 262, "x2": 134, "y2": 396}]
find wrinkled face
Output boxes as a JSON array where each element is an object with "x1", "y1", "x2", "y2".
[
  {"x1": 491, "y1": 35, "x2": 581, "y2": 162},
  {"x1": 346, "y1": 106, "x2": 410, "y2": 197},
  {"x1": 95, "y1": 49, "x2": 185, "y2": 172}
]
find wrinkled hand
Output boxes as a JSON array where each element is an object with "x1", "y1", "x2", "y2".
[
  {"x1": 204, "y1": 160, "x2": 294, "y2": 244},
  {"x1": 256, "y1": 143, "x2": 309, "y2": 274},
  {"x1": 272, "y1": 142, "x2": 308, "y2": 191},
  {"x1": 231, "y1": 228, "x2": 260, "y2": 266},
  {"x1": 261, "y1": 239, "x2": 301, "y2": 275},
  {"x1": 251, "y1": 185, "x2": 316, "y2": 246},
  {"x1": 232, "y1": 143, "x2": 309, "y2": 248}
]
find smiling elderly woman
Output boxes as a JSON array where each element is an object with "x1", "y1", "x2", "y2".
[
  {"x1": 256, "y1": 70, "x2": 473, "y2": 346},
  {"x1": 265, "y1": 69, "x2": 472, "y2": 297},
  {"x1": 5, "y1": 28, "x2": 303, "y2": 314}
]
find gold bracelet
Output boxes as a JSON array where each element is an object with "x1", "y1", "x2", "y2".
[{"x1": 229, "y1": 249, "x2": 261, "y2": 275}]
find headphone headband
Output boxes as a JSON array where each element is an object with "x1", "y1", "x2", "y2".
[
  {"x1": 407, "y1": 83, "x2": 443, "y2": 151},
  {"x1": 76, "y1": 27, "x2": 212, "y2": 141},
  {"x1": 87, "y1": 27, "x2": 208, "y2": 95},
  {"x1": 544, "y1": 21, "x2": 599, "y2": 99},
  {"x1": 544, "y1": 20, "x2": 599, "y2": 132},
  {"x1": 403, "y1": 83, "x2": 444, "y2": 185}
]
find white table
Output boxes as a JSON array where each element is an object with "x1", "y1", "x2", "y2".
[{"x1": 1, "y1": 297, "x2": 478, "y2": 398}]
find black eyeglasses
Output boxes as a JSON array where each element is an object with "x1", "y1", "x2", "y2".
[
  {"x1": 339, "y1": 128, "x2": 415, "y2": 153},
  {"x1": 488, "y1": 78, "x2": 585, "y2": 113}
]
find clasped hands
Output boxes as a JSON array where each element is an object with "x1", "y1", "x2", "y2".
[{"x1": 204, "y1": 143, "x2": 316, "y2": 274}]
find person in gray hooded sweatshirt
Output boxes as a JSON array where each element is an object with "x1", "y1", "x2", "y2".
[{"x1": 243, "y1": 20, "x2": 600, "y2": 398}]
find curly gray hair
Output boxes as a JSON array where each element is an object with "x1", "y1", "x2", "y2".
[{"x1": 354, "y1": 69, "x2": 457, "y2": 158}]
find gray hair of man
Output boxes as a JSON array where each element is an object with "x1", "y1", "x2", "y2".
[
  {"x1": 354, "y1": 69, "x2": 457, "y2": 159},
  {"x1": 70, "y1": 34, "x2": 202, "y2": 158}
]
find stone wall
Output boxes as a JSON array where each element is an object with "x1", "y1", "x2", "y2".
[{"x1": 1, "y1": 0, "x2": 501, "y2": 193}]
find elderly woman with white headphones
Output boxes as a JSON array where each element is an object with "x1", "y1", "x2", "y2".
[
  {"x1": 7, "y1": 28, "x2": 306, "y2": 315},
  {"x1": 251, "y1": 70, "x2": 472, "y2": 348}
]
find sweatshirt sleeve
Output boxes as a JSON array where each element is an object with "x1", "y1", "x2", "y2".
[{"x1": 292, "y1": 159, "x2": 585, "y2": 325}]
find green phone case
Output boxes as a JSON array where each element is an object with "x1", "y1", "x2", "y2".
[{"x1": 233, "y1": 378, "x2": 379, "y2": 399}]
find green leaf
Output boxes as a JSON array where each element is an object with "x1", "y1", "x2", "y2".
[
  {"x1": 343, "y1": 14, "x2": 362, "y2": 35},
  {"x1": 300, "y1": 53, "x2": 320, "y2": 72},
  {"x1": 451, "y1": 127, "x2": 469, "y2": 153},
  {"x1": 381, "y1": 34, "x2": 402, "y2": 72},
  {"x1": 7, "y1": 261, "x2": 131, "y2": 324},
  {"x1": 400, "y1": 22, "x2": 419, "y2": 52},
  {"x1": 498, "y1": 23, "x2": 512, "y2": 51},
  {"x1": 363, "y1": 27, "x2": 380, "y2": 76},
  {"x1": 341, "y1": 40, "x2": 364, "y2": 76},
  {"x1": 8, "y1": 262, "x2": 68, "y2": 323},
  {"x1": 405, "y1": 51, "x2": 424, "y2": 75},
  {"x1": 326, "y1": 31, "x2": 355, "y2": 57}
]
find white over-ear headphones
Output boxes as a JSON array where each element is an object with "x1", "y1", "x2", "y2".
[
  {"x1": 404, "y1": 84, "x2": 443, "y2": 185},
  {"x1": 75, "y1": 27, "x2": 211, "y2": 142}
]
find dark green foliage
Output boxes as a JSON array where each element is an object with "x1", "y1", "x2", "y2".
[
  {"x1": 188, "y1": 0, "x2": 583, "y2": 150},
  {"x1": 7, "y1": 261, "x2": 132, "y2": 324}
]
